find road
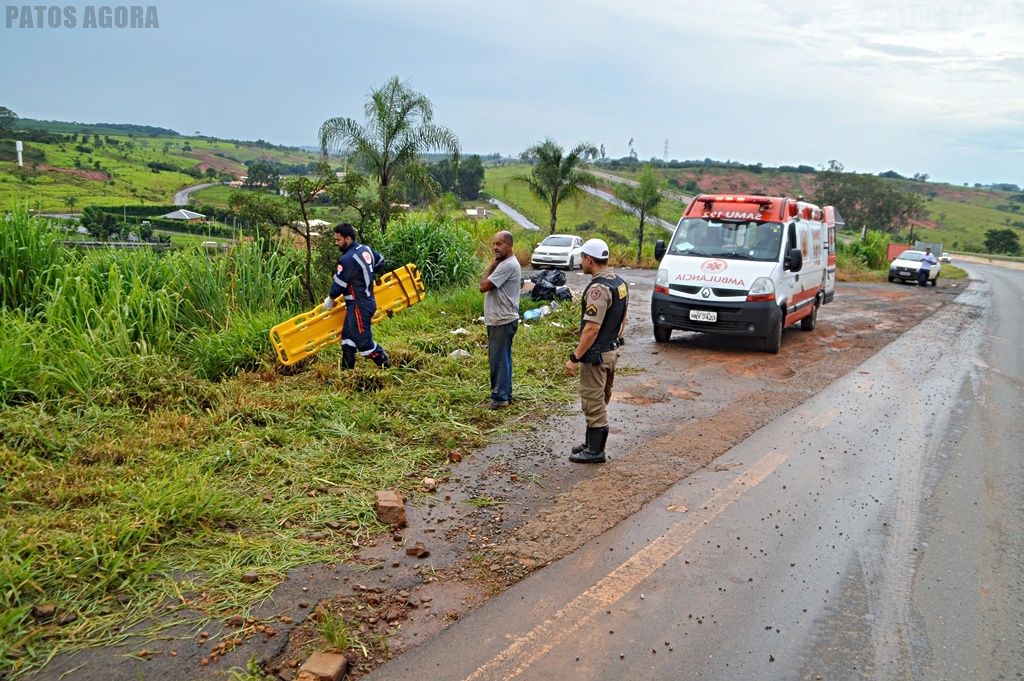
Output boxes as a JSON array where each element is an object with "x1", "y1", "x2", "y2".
[
  {"x1": 367, "y1": 264, "x2": 1023, "y2": 680},
  {"x1": 580, "y1": 185, "x2": 676, "y2": 233},
  {"x1": 487, "y1": 197, "x2": 541, "y2": 231},
  {"x1": 588, "y1": 168, "x2": 693, "y2": 204},
  {"x1": 174, "y1": 182, "x2": 217, "y2": 206}
]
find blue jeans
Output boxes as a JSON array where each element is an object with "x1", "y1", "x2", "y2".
[
  {"x1": 487, "y1": 321, "x2": 517, "y2": 402},
  {"x1": 918, "y1": 268, "x2": 930, "y2": 286}
]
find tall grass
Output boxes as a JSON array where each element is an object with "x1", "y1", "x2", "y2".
[
  {"x1": 0, "y1": 212, "x2": 305, "y2": 404},
  {"x1": 0, "y1": 207, "x2": 67, "y2": 311},
  {"x1": 378, "y1": 214, "x2": 481, "y2": 289}
]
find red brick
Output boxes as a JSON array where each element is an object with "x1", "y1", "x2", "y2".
[
  {"x1": 375, "y1": 490, "x2": 407, "y2": 527},
  {"x1": 297, "y1": 652, "x2": 347, "y2": 681}
]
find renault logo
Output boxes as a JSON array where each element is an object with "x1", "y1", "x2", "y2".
[{"x1": 701, "y1": 288, "x2": 711, "y2": 298}]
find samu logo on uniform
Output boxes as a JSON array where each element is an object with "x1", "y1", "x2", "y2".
[{"x1": 4, "y1": 5, "x2": 160, "y2": 29}]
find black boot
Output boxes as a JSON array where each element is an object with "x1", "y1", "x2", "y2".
[
  {"x1": 370, "y1": 347, "x2": 391, "y2": 368},
  {"x1": 571, "y1": 429, "x2": 588, "y2": 455},
  {"x1": 569, "y1": 426, "x2": 607, "y2": 464},
  {"x1": 342, "y1": 346, "x2": 357, "y2": 370}
]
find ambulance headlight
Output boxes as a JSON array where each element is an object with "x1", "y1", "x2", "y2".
[
  {"x1": 656, "y1": 268, "x2": 669, "y2": 287},
  {"x1": 746, "y1": 277, "x2": 775, "y2": 303}
]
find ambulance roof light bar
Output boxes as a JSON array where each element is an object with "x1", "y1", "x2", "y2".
[{"x1": 700, "y1": 195, "x2": 774, "y2": 208}]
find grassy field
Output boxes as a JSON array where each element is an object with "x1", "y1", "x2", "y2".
[
  {"x1": 483, "y1": 166, "x2": 668, "y2": 264},
  {"x1": 0, "y1": 211, "x2": 580, "y2": 678},
  {"x1": 0, "y1": 132, "x2": 319, "y2": 212}
]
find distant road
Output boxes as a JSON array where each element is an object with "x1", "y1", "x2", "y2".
[
  {"x1": 487, "y1": 197, "x2": 540, "y2": 231},
  {"x1": 174, "y1": 183, "x2": 217, "y2": 206},
  {"x1": 580, "y1": 185, "x2": 676, "y2": 233},
  {"x1": 588, "y1": 168, "x2": 693, "y2": 204}
]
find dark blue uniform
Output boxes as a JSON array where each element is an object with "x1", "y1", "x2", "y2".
[{"x1": 329, "y1": 241, "x2": 390, "y2": 368}]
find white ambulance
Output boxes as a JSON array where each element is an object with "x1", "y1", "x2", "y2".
[{"x1": 652, "y1": 194, "x2": 840, "y2": 353}]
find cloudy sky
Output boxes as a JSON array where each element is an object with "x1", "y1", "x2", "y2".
[{"x1": 2, "y1": 0, "x2": 1022, "y2": 185}]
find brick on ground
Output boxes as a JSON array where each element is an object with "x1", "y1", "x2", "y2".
[
  {"x1": 297, "y1": 651, "x2": 347, "y2": 681},
  {"x1": 375, "y1": 490, "x2": 407, "y2": 527}
]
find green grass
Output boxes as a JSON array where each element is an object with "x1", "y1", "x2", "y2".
[
  {"x1": 0, "y1": 212, "x2": 580, "y2": 678},
  {"x1": 916, "y1": 196, "x2": 1024, "y2": 252},
  {"x1": 0, "y1": 133, "x2": 319, "y2": 212},
  {"x1": 484, "y1": 166, "x2": 663, "y2": 246}
]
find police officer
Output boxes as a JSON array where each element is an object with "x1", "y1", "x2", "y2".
[
  {"x1": 565, "y1": 238, "x2": 628, "y2": 463},
  {"x1": 324, "y1": 223, "x2": 391, "y2": 369}
]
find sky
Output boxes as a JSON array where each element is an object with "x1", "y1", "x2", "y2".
[{"x1": 2, "y1": 0, "x2": 1022, "y2": 186}]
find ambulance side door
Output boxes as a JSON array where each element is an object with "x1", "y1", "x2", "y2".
[{"x1": 780, "y1": 221, "x2": 800, "y2": 307}]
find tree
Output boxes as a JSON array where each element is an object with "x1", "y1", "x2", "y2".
[
  {"x1": 319, "y1": 76, "x2": 460, "y2": 234},
  {"x1": 280, "y1": 163, "x2": 339, "y2": 304},
  {"x1": 513, "y1": 139, "x2": 598, "y2": 233},
  {"x1": 64, "y1": 196, "x2": 78, "y2": 210},
  {"x1": 0, "y1": 106, "x2": 16, "y2": 132},
  {"x1": 229, "y1": 190, "x2": 293, "y2": 243},
  {"x1": 457, "y1": 154, "x2": 484, "y2": 200},
  {"x1": 244, "y1": 159, "x2": 281, "y2": 191},
  {"x1": 815, "y1": 160, "x2": 926, "y2": 240},
  {"x1": 616, "y1": 165, "x2": 663, "y2": 262},
  {"x1": 983, "y1": 228, "x2": 1021, "y2": 255},
  {"x1": 81, "y1": 206, "x2": 117, "y2": 239}
]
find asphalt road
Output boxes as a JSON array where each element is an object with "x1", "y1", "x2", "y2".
[
  {"x1": 367, "y1": 265, "x2": 1024, "y2": 680},
  {"x1": 173, "y1": 182, "x2": 217, "y2": 206}
]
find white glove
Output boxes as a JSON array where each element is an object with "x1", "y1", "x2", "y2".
[{"x1": 323, "y1": 297, "x2": 335, "y2": 310}]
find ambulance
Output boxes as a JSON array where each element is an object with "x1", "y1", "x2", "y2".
[{"x1": 651, "y1": 194, "x2": 841, "y2": 353}]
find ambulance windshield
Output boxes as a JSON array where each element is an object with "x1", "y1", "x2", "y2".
[{"x1": 667, "y1": 218, "x2": 783, "y2": 262}]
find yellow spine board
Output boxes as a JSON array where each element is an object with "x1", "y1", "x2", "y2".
[{"x1": 269, "y1": 263, "x2": 426, "y2": 366}]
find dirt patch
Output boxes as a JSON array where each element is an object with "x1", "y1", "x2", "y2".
[
  {"x1": 39, "y1": 164, "x2": 109, "y2": 181},
  {"x1": 188, "y1": 152, "x2": 246, "y2": 178}
]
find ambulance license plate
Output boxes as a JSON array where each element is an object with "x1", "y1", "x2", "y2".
[{"x1": 689, "y1": 310, "x2": 717, "y2": 323}]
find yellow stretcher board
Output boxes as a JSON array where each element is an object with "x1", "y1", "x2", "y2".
[{"x1": 270, "y1": 263, "x2": 426, "y2": 366}]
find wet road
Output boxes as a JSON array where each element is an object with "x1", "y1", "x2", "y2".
[{"x1": 367, "y1": 265, "x2": 1023, "y2": 680}]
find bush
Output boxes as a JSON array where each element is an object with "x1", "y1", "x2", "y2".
[
  {"x1": 379, "y1": 214, "x2": 480, "y2": 290},
  {"x1": 837, "y1": 230, "x2": 890, "y2": 269}
]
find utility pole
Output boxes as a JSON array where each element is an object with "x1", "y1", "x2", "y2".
[{"x1": 663, "y1": 139, "x2": 669, "y2": 161}]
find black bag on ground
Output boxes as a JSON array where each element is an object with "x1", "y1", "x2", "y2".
[{"x1": 531, "y1": 280, "x2": 556, "y2": 301}]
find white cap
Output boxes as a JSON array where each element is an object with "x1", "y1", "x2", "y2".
[{"x1": 581, "y1": 238, "x2": 610, "y2": 260}]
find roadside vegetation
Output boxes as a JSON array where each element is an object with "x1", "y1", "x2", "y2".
[
  {"x1": 0, "y1": 209, "x2": 577, "y2": 677},
  {"x1": 835, "y1": 228, "x2": 967, "y2": 282}
]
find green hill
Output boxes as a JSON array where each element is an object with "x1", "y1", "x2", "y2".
[{"x1": 0, "y1": 121, "x2": 319, "y2": 212}]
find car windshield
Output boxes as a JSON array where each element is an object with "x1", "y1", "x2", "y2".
[
  {"x1": 898, "y1": 251, "x2": 924, "y2": 262},
  {"x1": 667, "y1": 218, "x2": 783, "y2": 262},
  {"x1": 542, "y1": 236, "x2": 573, "y2": 247}
]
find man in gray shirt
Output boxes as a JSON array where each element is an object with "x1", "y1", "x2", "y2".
[{"x1": 479, "y1": 231, "x2": 521, "y2": 409}]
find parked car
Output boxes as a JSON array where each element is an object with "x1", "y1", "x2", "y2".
[
  {"x1": 888, "y1": 250, "x2": 940, "y2": 285},
  {"x1": 939, "y1": 252, "x2": 952, "y2": 263},
  {"x1": 530, "y1": 234, "x2": 584, "y2": 269}
]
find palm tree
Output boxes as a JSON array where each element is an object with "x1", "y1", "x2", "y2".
[
  {"x1": 514, "y1": 139, "x2": 598, "y2": 234},
  {"x1": 616, "y1": 165, "x2": 663, "y2": 262},
  {"x1": 319, "y1": 77, "x2": 460, "y2": 234}
]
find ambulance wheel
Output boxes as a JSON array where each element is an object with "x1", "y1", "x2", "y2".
[
  {"x1": 654, "y1": 325, "x2": 672, "y2": 343},
  {"x1": 800, "y1": 300, "x2": 818, "y2": 331},
  {"x1": 763, "y1": 316, "x2": 782, "y2": 354}
]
